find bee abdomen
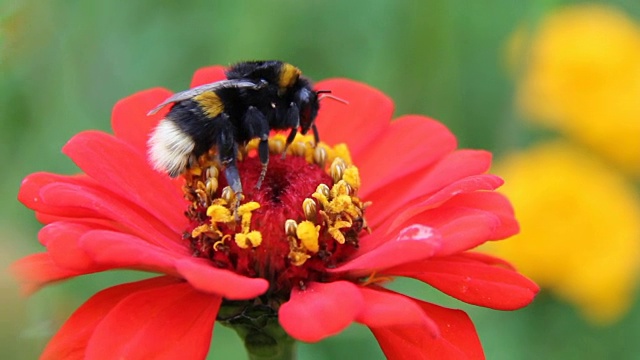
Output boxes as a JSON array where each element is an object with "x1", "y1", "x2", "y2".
[
  {"x1": 193, "y1": 91, "x2": 225, "y2": 118},
  {"x1": 148, "y1": 118, "x2": 196, "y2": 177}
]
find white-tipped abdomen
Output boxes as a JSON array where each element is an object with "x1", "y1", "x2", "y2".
[{"x1": 148, "y1": 119, "x2": 195, "y2": 177}]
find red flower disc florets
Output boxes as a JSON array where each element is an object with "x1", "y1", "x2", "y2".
[{"x1": 184, "y1": 136, "x2": 366, "y2": 302}]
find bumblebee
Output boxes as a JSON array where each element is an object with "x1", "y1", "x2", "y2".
[{"x1": 148, "y1": 60, "x2": 328, "y2": 197}]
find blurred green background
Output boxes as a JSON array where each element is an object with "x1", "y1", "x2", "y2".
[{"x1": 2, "y1": 0, "x2": 640, "y2": 359}]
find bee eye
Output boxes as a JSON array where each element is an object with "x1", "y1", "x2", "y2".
[{"x1": 298, "y1": 88, "x2": 311, "y2": 103}]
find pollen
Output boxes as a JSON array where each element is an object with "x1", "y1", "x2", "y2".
[
  {"x1": 207, "y1": 204, "x2": 233, "y2": 223},
  {"x1": 235, "y1": 231, "x2": 263, "y2": 249},
  {"x1": 237, "y1": 201, "x2": 261, "y2": 232},
  {"x1": 296, "y1": 221, "x2": 320, "y2": 253},
  {"x1": 333, "y1": 143, "x2": 352, "y2": 165},
  {"x1": 342, "y1": 167, "x2": 361, "y2": 190}
]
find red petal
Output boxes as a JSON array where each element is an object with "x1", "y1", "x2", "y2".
[
  {"x1": 23, "y1": 168, "x2": 184, "y2": 253},
  {"x1": 356, "y1": 288, "x2": 438, "y2": 334},
  {"x1": 314, "y1": 79, "x2": 393, "y2": 157},
  {"x1": 19, "y1": 172, "x2": 98, "y2": 217},
  {"x1": 63, "y1": 130, "x2": 188, "y2": 236},
  {"x1": 111, "y1": 88, "x2": 173, "y2": 154},
  {"x1": 39, "y1": 222, "x2": 100, "y2": 271},
  {"x1": 386, "y1": 253, "x2": 539, "y2": 310},
  {"x1": 10, "y1": 253, "x2": 81, "y2": 295},
  {"x1": 175, "y1": 258, "x2": 269, "y2": 300},
  {"x1": 20, "y1": 173, "x2": 145, "y2": 231},
  {"x1": 429, "y1": 208, "x2": 499, "y2": 256},
  {"x1": 190, "y1": 66, "x2": 228, "y2": 87},
  {"x1": 329, "y1": 225, "x2": 442, "y2": 276},
  {"x1": 41, "y1": 276, "x2": 181, "y2": 360},
  {"x1": 396, "y1": 207, "x2": 501, "y2": 256},
  {"x1": 35, "y1": 212, "x2": 71, "y2": 225},
  {"x1": 385, "y1": 174, "x2": 504, "y2": 232},
  {"x1": 85, "y1": 281, "x2": 220, "y2": 360},
  {"x1": 358, "y1": 115, "x2": 457, "y2": 198},
  {"x1": 439, "y1": 192, "x2": 519, "y2": 240},
  {"x1": 79, "y1": 230, "x2": 185, "y2": 274},
  {"x1": 371, "y1": 300, "x2": 484, "y2": 360},
  {"x1": 279, "y1": 281, "x2": 364, "y2": 342},
  {"x1": 34, "y1": 180, "x2": 182, "y2": 252},
  {"x1": 366, "y1": 150, "x2": 493, "y2": 230},
  {"x1": 459, "y1": 252, "x2": 517, "y2": 271}
]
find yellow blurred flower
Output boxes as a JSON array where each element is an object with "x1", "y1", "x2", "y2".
[
  {"x1": 511, "y1": 5, "x2": 640, "y2": 177},
  {"x1": 0, "y1": 0, "x2": 54, "y2": 67},
  {"x1": 483, "y1": 141, "x2": 640, "y2": 324}
]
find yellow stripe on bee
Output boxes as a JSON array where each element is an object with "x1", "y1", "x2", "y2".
[
  {"x1": 194, "y1": 91, "x2": 225, "y2": 118},
  {"x1": 279, "y1": 63, "x2": 301, "y2": 88}
]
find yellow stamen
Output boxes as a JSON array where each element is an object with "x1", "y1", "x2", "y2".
[
  {"x1": 211, "y1": 198, "x2": 228, "y2": 206},
  {"x1": 328, "y1": 227, "x2": 346, "y2": 244},
  {"x1": 303, "y1": 198, "x2": 317, "y2": 221},
  {"x1": 207, "y1": 204, "x2": 233, "y2": 223},
  {"x1": 191, "y1": 224, "x2": 213, "y2": 238},
  {"x1": 333, "y1": 144, "x2": 352, "y2": 165},
  {"x1": 237, "y1": 201, "x2": 261, "y2": 214},
  {"x1": 285, "y1": 219, "x2": 298, "y2": 237},
  {"x1": 269, "y1": 136, "x2": 286, "y2": 154},
  {"x1": 327, "y1": 194, "x2": 352, "y2": 214},
  {"x1": 330, "y1": 180, "x2": 350, "y2": 197},
  {"x1": 328, "y1": 220, "x2": 352, "y2": 244},
  {"x1": 296, "y1": 220, "x2": 320, "y2": 253},
  {"x1": 334, "y1": 220, "x2": 352, "y2": 229},
  {"x1": 291, "y1": 141, "x2": 307, "y2": 156},
  {"x1": 213, "y1": 234, "x2": 231, "y2": 250},
  {"x1": 205, "y1": 178, "x2": 218, "y2": 196},
  {"x1": 313, "y1": 146, "x2": 328, "y2": 167},
  {"x1": 330, "y1": 158, "x2": 346, "y2": 183},
  {"x1": 235, "y1": 231, "x2": 263, "y2": 249},
  {"x1": 342, "y1": 167, "x2": 361, "y2": 190},
  {"x1": 236, "y1": 201, "x2": 260, "y2": 233},
  {"x1": 312, "y1": 191, "x2": 329, "y2": 208},
  {"x1": 289, "y1": 250, "x2": 311, "y2": 266},
  {"x1": 205, "y1": 165, "x2": 219, "y2": 179},
  {"x1": 221, "y1": 186, "x2": 235, "y2": 204}
]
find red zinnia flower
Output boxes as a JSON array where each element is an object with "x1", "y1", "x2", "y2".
[{"x1": 13, "y1": 66, "x2": 538, "y2": 359}]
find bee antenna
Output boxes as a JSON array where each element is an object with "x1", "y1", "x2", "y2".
[{"x1": 317, "y1": 91, "x2": 349, "y2": 105}]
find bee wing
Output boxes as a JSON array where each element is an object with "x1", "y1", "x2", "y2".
[{"x1": 147, "y1": 80, "x2": 265, "y2": 115}]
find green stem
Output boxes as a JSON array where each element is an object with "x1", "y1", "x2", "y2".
[
  {"x1": 219, "y1": 303, "x2": 297, "y2": 360},
  {"x1": 245, "y1": 331, "x2": 296, "y2": 360}
]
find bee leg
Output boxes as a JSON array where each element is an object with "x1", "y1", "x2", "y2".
[
  {"x1": 217, "y1": 114, "x2": 243, "y2": 215},
  {"x1": 242, "y1": 107, "x2": 270, "y2": 189},
  {"x1": 282, "y1": 127, "x2": 297, "y2": 159},
  {"x1": 282, "y1": 102, "x2": 300, "y2": 158},
  {"x1": 311, "y1": 123, "x2": 320, "y2": 146},
  {"x1": 256, "y1": 138, "x2": 269, "y2": 189}
]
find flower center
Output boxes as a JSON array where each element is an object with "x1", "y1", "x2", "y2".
[{"x1": 183, "y1": 134, "x2": 369, "y2": 301}]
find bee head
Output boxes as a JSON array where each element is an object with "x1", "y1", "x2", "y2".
[{"x1": 296, "y1": 86, "x2": 320, "y2": 135}]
